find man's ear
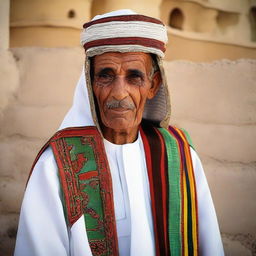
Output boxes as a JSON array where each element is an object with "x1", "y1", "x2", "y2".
[{"x1": 147, "y1": 71, "x2": 161, "y2": 99}]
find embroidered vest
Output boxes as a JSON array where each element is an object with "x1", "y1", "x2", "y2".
[{"x1": 29, "y1": 123, "x2": 199, "y2": 256}]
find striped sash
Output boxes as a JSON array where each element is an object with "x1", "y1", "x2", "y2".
[{"x1": 140, "y1": 121, "x2": 199, "y2": 256}]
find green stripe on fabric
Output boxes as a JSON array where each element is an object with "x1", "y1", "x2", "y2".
[
  {"x1": 180, "y1": 128, "x2": 194, "y2": 149},
  {"x1": 158, "y1": 128, "x2": 182, "y2": 255}
]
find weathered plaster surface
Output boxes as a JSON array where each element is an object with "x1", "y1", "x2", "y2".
[{"x1": 0, "y1": 48, "x2": 255, "y2": 255}]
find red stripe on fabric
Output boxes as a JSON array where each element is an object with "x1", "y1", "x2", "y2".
[
  {"x1": 83, "y1": 14, "x2": 164, "y2": 28},
  {"x1": 154, "y1": 128, "x2": 169, "y2": 255},
  {"x1": 52, "y1": 126, "x2": 99, "y2": 139},
  {"x1": 140, "y1": 127, "x2": 161, "y2": 256},
  {"x1": 180, "y1": 149, "x2": 185, "y2": 256},
  {"x1": 51, "y1": 140, "x2": 75, "y2": 225},
  {"x1": 61, "y1": 138, "x2": 80, "y2": 225},
  {"x1": 83, "y1": 37, "x2": 166, "y2": 53},
  {"x1": 79, "y1": 170, "x2": 98, "y2": 180}
]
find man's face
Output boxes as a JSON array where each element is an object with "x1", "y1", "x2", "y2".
[{"x1": 92, "y1": 52, "x2": 161, "y2": 135}]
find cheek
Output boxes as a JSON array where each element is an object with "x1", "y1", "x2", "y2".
[
  {"x1": 136, "y1": 88, "x2": 149, "y2": 108},
  {"x1": 93, "y1": 86, "x2": 108, "y2": 108}
]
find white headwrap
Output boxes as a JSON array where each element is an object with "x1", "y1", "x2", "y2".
[
  {"x1": 59, "y1": 66, "x2": 94, "y2": 129},
  {"x1": 60, "y1": 9, "x2": 170, "y2": 130}
]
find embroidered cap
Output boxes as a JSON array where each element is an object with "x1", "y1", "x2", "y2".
[{"x1": 81, "y1": 13, "x2": 168, "y2": 58}]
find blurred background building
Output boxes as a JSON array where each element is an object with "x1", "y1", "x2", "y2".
[
  {"x1": 8, "y1": 0, "x2": 256, "y2": 60},
  {"x1": 0, "y1": 0, "x2": 256, "y2": 255}
]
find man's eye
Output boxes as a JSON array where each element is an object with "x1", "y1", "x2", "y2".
[
  {"x1": 95, "y1": 73, "x2": 114, "y2": 86},
  {"x1": 127, "y1": 74, "x2": 143, "y2": 86}
]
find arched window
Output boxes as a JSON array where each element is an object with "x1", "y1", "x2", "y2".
[
  {"x1": 68, "y1": 9, "x2": 76, "y2": 19},
  {"x1": 169, "y1": 8, "x2": 184, "y2": 30}
]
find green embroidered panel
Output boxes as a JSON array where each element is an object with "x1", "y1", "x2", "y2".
[
  {"x1": 50, "y1": 127, "x2": 119, "y2": 256},
  {"x1": 65, "y1": 137, "x2": 105, "y2": 240}
]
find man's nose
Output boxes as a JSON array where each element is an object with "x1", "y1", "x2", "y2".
[{"x1": 110, "y1": 76, "x2": 129, "y2": 100}]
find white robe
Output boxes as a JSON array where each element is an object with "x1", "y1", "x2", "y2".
[
  {"x1": 14, "y1": 41, "x2": 224, "y2": 254},
  {"x1": 14, "y1": 133, "x2": 224, "y2": 256}
]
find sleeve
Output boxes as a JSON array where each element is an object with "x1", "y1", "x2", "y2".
[
  {"x1": 190, "y1": 148, "x2": 225, "y2": 256},
  {"x1": 14, "y1": 148, "x2": 70, "y2": 256}
]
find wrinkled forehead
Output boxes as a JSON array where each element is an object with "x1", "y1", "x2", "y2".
[{"x1": 92, "y1": 52, "x2": 153, "y2": 73}]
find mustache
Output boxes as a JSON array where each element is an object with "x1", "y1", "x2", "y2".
[{"x1": 106, "y1": 98, "x2": 135, "y2": 110}]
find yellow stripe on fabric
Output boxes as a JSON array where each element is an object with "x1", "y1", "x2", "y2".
[
  {"x1": 175, "y1": 128, "x2": 198, "y2": 255},
  {"x1": 183, "y1": 172, "x2": 188, "y2": 256}
]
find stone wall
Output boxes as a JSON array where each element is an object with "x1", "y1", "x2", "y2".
[
  {"x1": 0, "y1": 47, "x2": 255, "y2": 255},
  {"x1": 0, "y1": 0, "x2": 9, "y2": 50},
  {"x1": 0, "y1": 47, "x2": 84, "y2": 255}
]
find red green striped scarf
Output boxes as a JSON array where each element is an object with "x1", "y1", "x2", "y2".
[{"x1": 140, "y1": 121, "x2": 199, "y2": 256}]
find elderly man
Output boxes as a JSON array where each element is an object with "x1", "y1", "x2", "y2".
[{"x1": 14, "y1": 9, "x2": 224, "y2": 256}]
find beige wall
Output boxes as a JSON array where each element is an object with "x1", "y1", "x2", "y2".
[
  {"x1": 10, "y1": 0, "x2": 91, "y2": 28},
  {"x1": 160, "y1": 0, "x2": 256, "y2": 61},
  {"x1": 165, "y1": 32, "x2": 256, "y2": 62},
  {"x1": 0, "y1": 47, "x2": 255, "y2": 255},
  {"x1": 91, "y1": 0, "x2": 162, "y2": 19},
  {"x1": 200, "y1": 0, "x2": 251, "y2": 13},
  {"x1": 161, "y1": 0, "x2": 218, "y2": 33},
  {"x1": 9, "y1": 0, "x2": 256, "y2": 61},
  {"x1": 0, "y1": 47, "x2": 84, "y2": 255},
  {"x1": 10, "y1": 0, "x2": 92, "y2": 48},
  {"x1": 0, "y1": 0, "x2": 10, "y2": 49},
  {"x1": 10, "y1": 27, "x2": 81, "y2": 47},
  {"x1": 161, "y1": 0, "x2": 255, "y2": 43}
]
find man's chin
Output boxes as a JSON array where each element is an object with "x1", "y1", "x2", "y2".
[{"x1": 102, "y1": 118, "x2": 137, "y2": 132}]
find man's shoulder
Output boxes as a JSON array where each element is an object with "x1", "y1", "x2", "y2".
[
  {"x1": 28, "y1": 126, "x2": 100, "y2": 182},
  {"x1": 51, "y1": 126, "x2": 100, "y2": 140},
  {"x1": 141, "y1": 120, "x2": 194, "y2": 149},
  {"x1": 167, "y1": 125, "x2": 194, "y2": 149}
]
